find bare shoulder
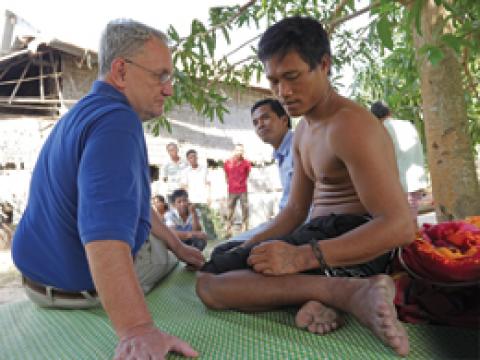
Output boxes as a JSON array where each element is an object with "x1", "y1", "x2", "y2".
[
  {"x1": 292, "y1": 118, "x2": 307, "y2": 148},
  {"x1": 327, "y1": 98, "x2": 385, "y2": 150}
]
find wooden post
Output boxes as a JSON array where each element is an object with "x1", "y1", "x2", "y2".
[
  {"x1": 8, "y1": 60, "x2": 31, "y2": 104},
  {"x1": 48, "y1": 50, "x2": 65, "y2": 110},
  {"x1": 39, "y1": 53, "x2": 45, "y2": 101}
]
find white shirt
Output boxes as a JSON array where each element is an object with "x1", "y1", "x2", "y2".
[
  {"x1": 181, "y1": 165, "x2": 209, "y2": 204},
  {"x1": 162, "y1": 160, "x2": 188, "y2": 195},
  {"x1": 384, "y1": 118, "x2": 428, "y2": 192},
  {"x1": 164, "y1": 208, "x2": 201, "y2": 231}
]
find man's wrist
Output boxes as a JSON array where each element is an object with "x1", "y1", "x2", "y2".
[
  {"x1": 309, "y1": 239, "x2": 331, "y2": 273},
  {"x1": 118, "y1": 321, "x2": 155, "y2": 340},
  {"x1": 298, "y1": 243, "x2": 320, "y2": 271}
]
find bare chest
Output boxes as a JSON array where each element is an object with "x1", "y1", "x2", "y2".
[{"x1": 299, "y1": 126, "x2": 350, "y2": 185}]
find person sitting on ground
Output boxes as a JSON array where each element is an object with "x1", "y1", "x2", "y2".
[
  {"x1": 165, "y1": 189, "x2": 208, "y2": 251},
  {"x1": 224, "y1": 98, "x2": 294, "y2": 243},
  {"x1": 196, "y1": 16, "x2": 414, "y2": 357},
  {"x1": 152, "y1": 194, "x2": 169, "y2": 222},
  {"x1": 12, "y1": 19, "x2": 202, "y2": 358}
]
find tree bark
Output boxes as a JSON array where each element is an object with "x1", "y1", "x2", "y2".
[{"x1": 413, "y1": 0, "x2": 480, "y2": 221}]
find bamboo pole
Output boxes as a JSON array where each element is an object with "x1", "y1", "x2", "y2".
[
  {"x1": 8, "y1": 60, "x2": 31, "y2": 104},
  {"x1": 0, "y1": 72, "x2": 63, "y2": 86},
  {"x1": 39, "y1": 54, "x2": 45, "y2": 100}
]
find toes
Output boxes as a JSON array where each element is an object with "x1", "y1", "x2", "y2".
[
  {"x1": 307, "y1": 322, "x2": 318, "y2": 333},
  {"x1": 295, "y1": 312, "x2": 313, "y2": 329}
]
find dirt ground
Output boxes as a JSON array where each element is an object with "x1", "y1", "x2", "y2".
[{"x1": 0, "y1": 250, "x2": 26, "y2": 304}]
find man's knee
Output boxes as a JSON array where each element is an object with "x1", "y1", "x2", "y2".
[{"x1": 195, "y1": 272, "x2": 228, "y2": 310}]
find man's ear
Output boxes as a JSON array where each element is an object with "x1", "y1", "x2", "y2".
[
  {"x1": 320, "y1": 55, "x2": 331, "y2": 75},
  {"x1": 108, "y1": 58, "x2": 127, "y2": 89}
]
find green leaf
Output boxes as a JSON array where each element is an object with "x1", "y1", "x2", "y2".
[
  {"x1": 167, "y1": 25, "x2": 180, "y2": 42},
  {"x1": 413, "y1": 0, "x2": 423, "y2": 35},
  {"x1": 205, "y1": 33, "x2": 215, "y2": 58},
  {"x1": 419, "y1": 45, "x2": 444, "y2": 65},
  {"x1": 427, "y1": 47, "x2": 444, "y2": 65},
  {"x1": 440, "y1": 34, "x2": 463, "y2": 55},
  {"x1": 376, "y1": 16, "x2": 394, "y2": 50},
  {"x1": 221, "y1": 26, "x2": 231, "y2": 44}
]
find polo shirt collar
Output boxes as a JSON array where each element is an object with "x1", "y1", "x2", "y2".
[
  {"x1": 273, "y1": 130, "x2": 293, "y2": 161},
  {"x1": 91, "y1": 80, "x2": 130, "y2": 105}
]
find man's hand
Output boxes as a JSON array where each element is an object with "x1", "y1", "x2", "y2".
[
  {"x1": 114, "y1": 323, "x2": 198, "y2": 360},
  {"x1": 188, "y1": 203, "x2": 197, "y2": 214},
  {"x1": 173, "y1": 242, "x2": 205, "y2": 269},
  {"x1": 247, "y1": 241, "x2": 310, "y2": 275}
]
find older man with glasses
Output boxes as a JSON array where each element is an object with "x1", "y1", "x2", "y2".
[{"x1": 12, "y1": 19, "x2": 203, "y2": 358}]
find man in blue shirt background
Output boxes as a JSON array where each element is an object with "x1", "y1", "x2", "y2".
[
  {"x1": 228, "y1": 98, "x2": 293, "y2": 242},
  {"x1": 12, "y1": 19, "x2": 202, "y2": 359}
]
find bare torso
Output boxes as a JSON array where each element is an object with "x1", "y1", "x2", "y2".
[{"x1": 297, "y1": 98, "x2": 368, "y2": 218}]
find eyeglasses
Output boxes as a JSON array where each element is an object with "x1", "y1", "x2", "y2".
[{"x1": 124, "y1": 58, "x2": 173, "y2": 85}]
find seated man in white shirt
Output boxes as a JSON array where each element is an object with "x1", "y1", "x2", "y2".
[{"x1": 165, "y1": 189, "x2": 208, "y2": 251}]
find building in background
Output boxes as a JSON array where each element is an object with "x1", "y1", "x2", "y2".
[{"x1": 0, "y1": 9, "x2": 281, "y2": 229}]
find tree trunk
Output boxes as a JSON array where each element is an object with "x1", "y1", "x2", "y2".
[{"x1": 412, "y1": 0, "x2": 480, "y2": 221}]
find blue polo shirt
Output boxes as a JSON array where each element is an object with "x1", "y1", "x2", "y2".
[
  {"x1": 12, "y1": 81, "x2": 151, "y2": 291},
  {"x1": 273, "y1": 130, "x2": 294, "y2": 210}
]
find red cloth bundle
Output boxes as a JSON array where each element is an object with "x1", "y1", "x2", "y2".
[{"x1": 400, "y1": 219, "x2": 480, "y2": 283}]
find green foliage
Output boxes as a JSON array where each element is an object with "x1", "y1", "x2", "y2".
[
  {"x1": 151, "y1": 0, "x2": 479, "y2": 148},
  {"x1": 349, "y1": 0, "x2": 480, "y2": 147}
]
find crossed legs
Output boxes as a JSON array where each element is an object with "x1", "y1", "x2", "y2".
[{"x1": 196, "y1": 270, "x2": 409, "y2": 357}]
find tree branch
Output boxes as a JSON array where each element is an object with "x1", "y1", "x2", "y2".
[
  {"x1": 211, "y1": 54, "x2": 257, "y2": 83},
  {"x1": 327, "y1": 0, "x2": 382, "y2": 34},
  {"x1": 224, "y1": 33, "x2": 262, "y2": 58},
  {"x1": 172, "y1": 0, "x2": 257, "y2": 51},
  {"x1": 329, "y1": 0, "x2": 351, "y2": 24}
]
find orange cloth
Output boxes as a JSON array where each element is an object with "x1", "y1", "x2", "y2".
[{"x1": 401, "y1": 220, "x2": 480, "y2": 283}]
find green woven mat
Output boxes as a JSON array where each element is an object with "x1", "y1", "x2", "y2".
[{"x1": 0, "y1": 266, "x2": 478, "y2": 360}]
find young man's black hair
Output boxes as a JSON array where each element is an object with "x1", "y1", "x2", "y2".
[
  {"x1": 169, "y1": 188, "x2": 188, "y2": 204},
  {"x1": 258, "y1": 16, "x2": 331, "y2": 71},
  {"x1": 370, "y1": 101, "x2": 390, "y2": 120},
  {"x1": 251, "y1": 98, "x2": 292, "y2": 129},
  {"x1": 186, "y1": 149, "x2": 197, "y2": 158}
]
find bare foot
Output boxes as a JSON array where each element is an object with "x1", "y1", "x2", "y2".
[
  {"x1": 295, "y1": 301, "x2": 343, "y2": 335},
  {"x1": 348, "y1": 275, "x2": 409, "y2": 357}
]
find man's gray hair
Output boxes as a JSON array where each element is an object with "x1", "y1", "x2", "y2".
[{"x1": 98, "y1": 19, "x2": 169, "y2": 78}]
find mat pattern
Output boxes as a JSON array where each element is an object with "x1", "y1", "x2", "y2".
[{"x1": 0, "y1": 266, "x2": 478, "y2": 359}]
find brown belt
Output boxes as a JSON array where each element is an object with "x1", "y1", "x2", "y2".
[{"x1": 22, "y1": 276, "x2": 97, "y2": 300}]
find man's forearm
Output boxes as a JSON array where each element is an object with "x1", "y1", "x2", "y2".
[
  {"x1": 150, "y1": 208, "x2": 183, "y2": 251},
  {"x1": 85, "y1": 240, "x2": 152, "y2": 338},
  {"x1": 317, "y1": 214, "x2": 415, "y2": 268}
]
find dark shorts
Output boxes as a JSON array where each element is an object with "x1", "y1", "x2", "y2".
[
  {"x1": 279, "y1": 214, "x2": 393, "y2": 277},
  {"x1": 201, "y1": 213, "x2": 393, "y2": 276}
]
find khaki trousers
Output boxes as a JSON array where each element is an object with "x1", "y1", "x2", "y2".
[{"x1": 24, "y1": 234, "x2": 178, "y2": 309}]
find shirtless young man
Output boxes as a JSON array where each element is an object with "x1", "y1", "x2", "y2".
[{"x1": 196, "y1": 16, "x2": 414, "y2": 357}]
